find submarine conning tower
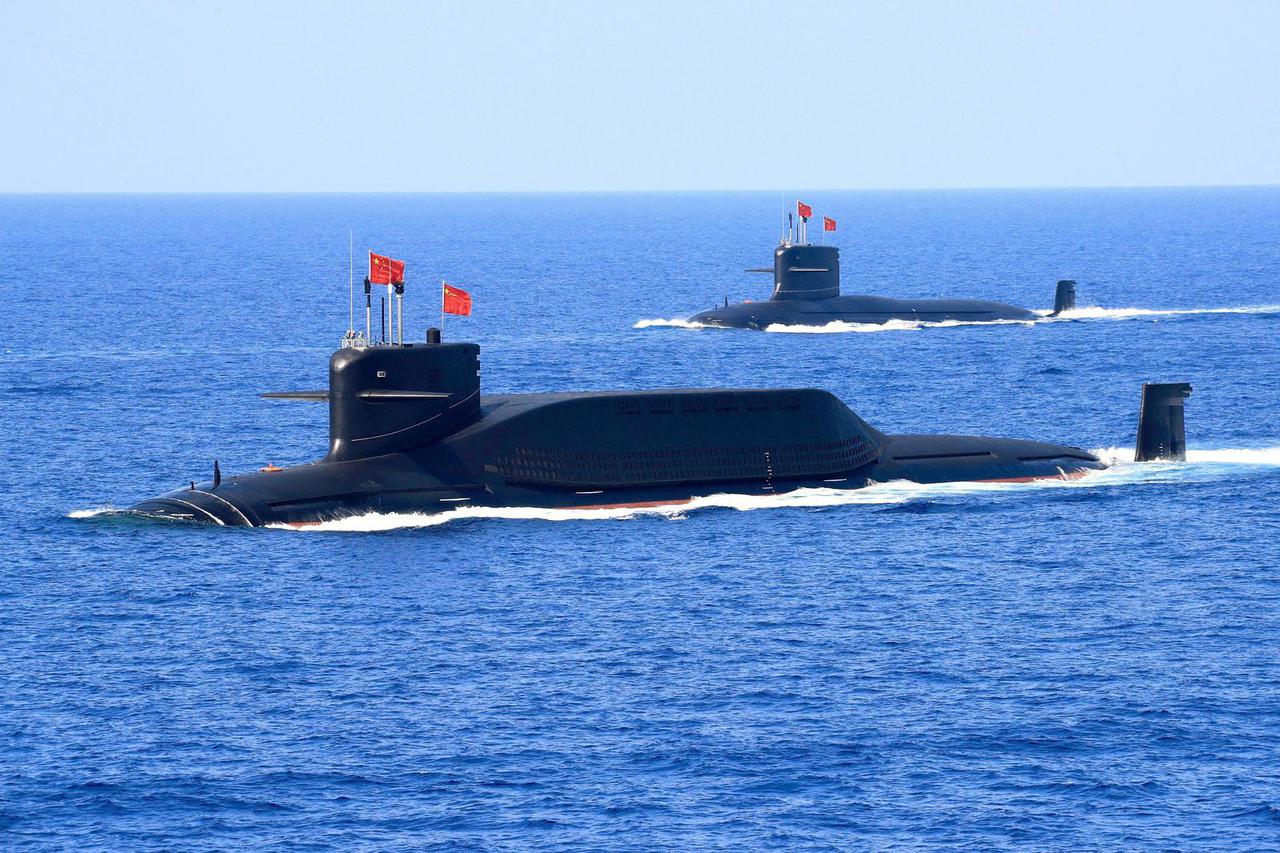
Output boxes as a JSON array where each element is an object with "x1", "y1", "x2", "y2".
[
  {"x1": 326, "y1": 338, "x2": 481, "y2": 462},
  {"x1": 772, "y1": 243, "x2": 840, "y2": 301}
]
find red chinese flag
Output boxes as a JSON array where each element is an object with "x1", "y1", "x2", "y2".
[
  {"x1": 797, "y1": 200, "x2": 813, "y2": 219},
  {"x1": 823, "y1": 216, "x2": 837, "y2": 232},
  {"x1": 443, "y1": 283, "x2": 472, "y2": 316},
  {"x1": 369, "y1": 252, "x2": 405, "y2": 284}
]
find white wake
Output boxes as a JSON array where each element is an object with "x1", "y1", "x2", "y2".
[
  {"x1": 266, "y1": 445, "x2": 1280, "y2": 532},
  {"x1": 1091, "y1": 445, "x2": 1280, "y2": 467},
  {"x1": 67, "y1": 506, "x2": 118, "y2": 518},
  {"x1": 1045, "y1": 304, "x2": 1280, "y2": 321},
  {"x1": 632, "y1": 317, "x2": 710, "y2": 330}
]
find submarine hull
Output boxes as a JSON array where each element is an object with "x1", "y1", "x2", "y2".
[
  {"x1": 132, "y1": 386, "x2": 1104, "y2": 528},
  {"x1": 684, "y1": 243, "x2": 1058, "y2": 329},
  {"x1": 690, "y1": 294, "x2": 1040, "y2": 330}
]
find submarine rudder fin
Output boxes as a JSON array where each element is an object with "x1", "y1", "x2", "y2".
[
  {"x1": 1050, "y1": 279, "x2": 1077, "y2": 316},
  {"x1": 1135, "y1": 382, "x2": 1192, "y2": 461}
]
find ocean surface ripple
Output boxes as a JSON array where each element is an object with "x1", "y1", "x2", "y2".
[{"x1": 3, "y1": 189, "x2": 1280, "y2": 850}]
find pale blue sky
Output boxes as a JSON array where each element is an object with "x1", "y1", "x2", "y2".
[{"x1": 2, "y1": 1, "x2": 1277, "y2": 192}]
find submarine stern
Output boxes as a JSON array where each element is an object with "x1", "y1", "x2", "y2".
[{"x1": 872, "y1": 434, "x2": 1106, "y2": 485}]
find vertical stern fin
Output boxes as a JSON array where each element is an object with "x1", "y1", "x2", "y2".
[
  {"x1": 1135, "y1": 382, "x2": 1192, "y2": 461},
  {"x1": 1051, "y1": 280, "x2": 1077, "y2": 316}
]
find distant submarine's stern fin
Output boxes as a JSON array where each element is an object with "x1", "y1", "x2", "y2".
[
  {"x1": 1135, "y1": 382, "x2": 1192, "y2": 462},
  {"x1": 1051, "y1": 279, "x2": 1077, "y2": 316}
]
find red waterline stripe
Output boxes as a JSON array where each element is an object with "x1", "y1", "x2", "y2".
[
  {"x1": 565, "y1": 498, "x2": 695, "y2": 511},
  {"x1": 977, "y1": 469, "x2": 1094, "y2": 484}
]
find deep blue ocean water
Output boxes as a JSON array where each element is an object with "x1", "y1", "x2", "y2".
[{"x1": 3, "y1": 189, "x2": 1280, "y2": 849}]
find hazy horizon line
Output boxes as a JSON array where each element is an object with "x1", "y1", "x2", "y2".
[{"x1": 2, "y1": 182, "x2": 1278, "y2": 197}]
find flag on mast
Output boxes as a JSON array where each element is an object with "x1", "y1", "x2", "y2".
[
  {"x1": 796, "y1": 200, "x2": 812, "y2": 219},
  {"x1": 443, "y1": 283, "x2": 472, "y2": 316},
  {"x1": 823, "y1": 216, "x2": 837, "y2": 232},
  {"x1": 369, "y1": 252, "x2": 405, "y2": 284}
]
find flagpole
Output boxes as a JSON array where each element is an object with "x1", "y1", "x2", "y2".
[
  {"x1": 347, "y1": 230, "x2": 354, "y2": 334},
  {"x1": 440, "y1": 280, "x2": 446, "y2": 340},
  {"x1": 364, "y1": 252, "x2": 372, "y2": 343}
]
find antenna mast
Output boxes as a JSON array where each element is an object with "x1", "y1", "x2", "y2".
[
  {"x1": 395, "y1": 282, "x2": 404, "y2": 345},
  {"x1": 347, "y1": 230, "x2": 354, "y2": 333},
  {"x1": 364, "y1": 251, "x2": 373, "y2": 344}
]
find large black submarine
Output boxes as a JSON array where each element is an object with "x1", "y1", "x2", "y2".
[
  {"x1": 688, "y1": 213, "x2": 1076, "y2": 330},
  {"x1": 132, "y1": 319, "x2": 1191, "y2": 529}
]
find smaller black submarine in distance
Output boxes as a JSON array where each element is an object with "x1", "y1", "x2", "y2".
[
  {"x1": 687, "y1": 227, "x2": 1076, "y2": 330},
  {"x1": 130, "y1": 317, "x2": 1192, "y2": 529}
]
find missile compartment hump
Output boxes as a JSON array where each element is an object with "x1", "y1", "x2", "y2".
[{"x1": 455, "y1": 387, "x2": 882, "y2": 489}]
